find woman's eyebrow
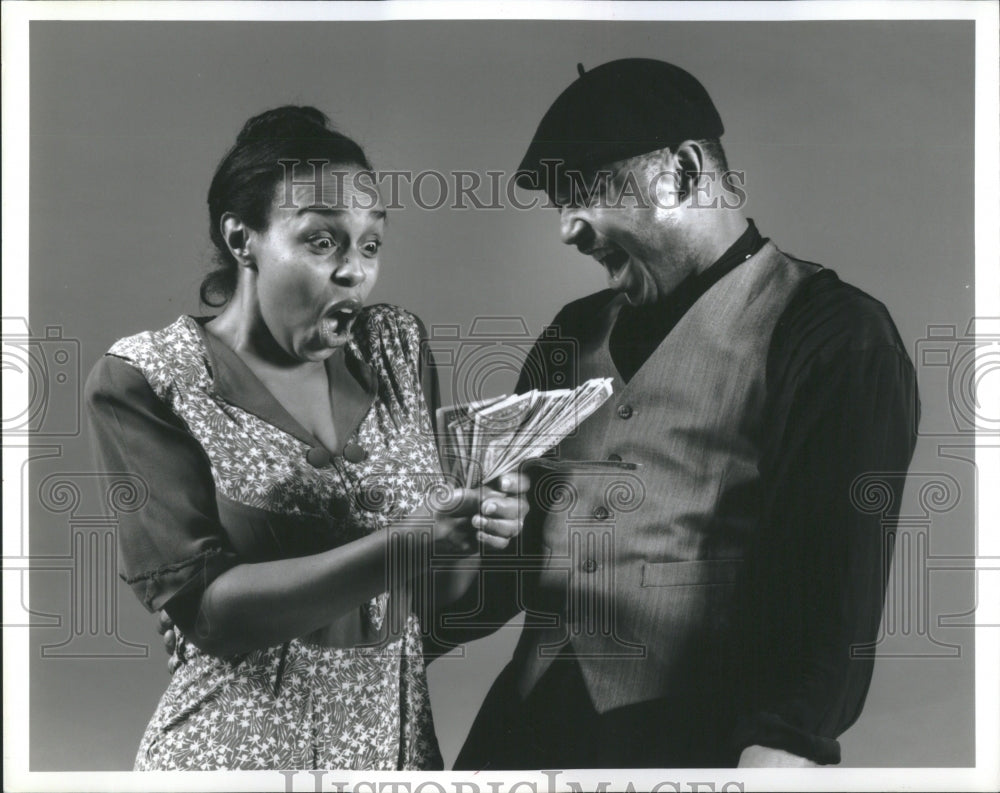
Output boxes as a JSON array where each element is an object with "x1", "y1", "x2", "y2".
[{"x1": 295, "y1": 208, "x2": 387, "y2": 221}]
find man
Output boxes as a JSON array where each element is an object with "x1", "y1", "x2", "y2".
[{"x1": 449, "y1": 58, "x2": 919, "y2": 768}]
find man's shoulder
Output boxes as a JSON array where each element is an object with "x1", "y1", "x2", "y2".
[
  {"x1": 778, "y1": 264, "x2": 907, "y2": 355},
  {"x1": 766, "y1": 258, "x2": 913, "y2": 400}
]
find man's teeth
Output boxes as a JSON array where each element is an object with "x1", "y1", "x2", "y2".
[{"x1": 601, "y1": 252, "x2": 628, "y2": 276}]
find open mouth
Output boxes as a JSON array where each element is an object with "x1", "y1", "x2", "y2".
[
  {"x1": 319, "y1": 299, "x2": 363, "y2": 341},
  {"x1": 597, "y1": 249, "x2": 629, "y2": 280}
]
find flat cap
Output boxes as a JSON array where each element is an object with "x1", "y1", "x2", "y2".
[{"x1": 516, "y1": 58, "x2": 724, "y2": 190}]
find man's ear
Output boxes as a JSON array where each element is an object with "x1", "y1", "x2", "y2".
[
  {"x1": 220, "y1": 213, "x2": 254, "y2": 268},
  {"x1": 672, "y1": 140, "x2": 707, "y2": 203}
]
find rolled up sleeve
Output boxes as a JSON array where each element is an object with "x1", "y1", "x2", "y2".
[{"x1": 85, "y1": 354, "x2": 238, "y2": 619}]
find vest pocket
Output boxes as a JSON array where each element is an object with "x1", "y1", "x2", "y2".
[{"x1": 640, "y1": 558, "x2": 742, "y2": 587}]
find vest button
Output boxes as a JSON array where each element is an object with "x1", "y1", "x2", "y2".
[
  {"x1": 607, "y1": 453, "x2": 622, "y2": 462},
  {"x1": 617, "y1": 404, "x2": 633, "y2": 419},
  {"x1": 343, "y1": 443, "x2": 368, "y2": 463},
  {"x1": 592, "y1": 505, "x2": 610, "y2": 520},
  {"x1": 306, "y1": 447, "x2": 332, "y2": 467},
  {"x1": 582, "y1": 559, "x2": 598, "y2": 573}
]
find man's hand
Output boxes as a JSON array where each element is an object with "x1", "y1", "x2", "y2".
[
  {"x1": 737, "y1": 744, "x2": 819, "y2": 767},
  {"x1": 156, "y1": 609, "x2": 183, "y2": 675}
]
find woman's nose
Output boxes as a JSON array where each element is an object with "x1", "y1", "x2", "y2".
[
  {"x1": 559, "y1": 207, "x2": 589, "y2": 246},
  {"x1": 333, "y1": 255, "x2": 366, "y2": 287}
]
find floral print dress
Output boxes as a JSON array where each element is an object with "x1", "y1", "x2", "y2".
[{"x1": 85, "y1": 305, "x2": 444, "y2": 770}]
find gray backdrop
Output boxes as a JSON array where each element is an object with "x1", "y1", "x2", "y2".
[{"x1": 26, "y1": 20, "x2": 976, "y2": 770}]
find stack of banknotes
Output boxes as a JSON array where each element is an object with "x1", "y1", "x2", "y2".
[{"x1": 436, "y1": 377, "x2": 615, "y2": 486}]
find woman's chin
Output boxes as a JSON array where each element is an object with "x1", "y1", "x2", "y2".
[
  {"x1": 293, "y1": 338, "x2": 343, "y2": 363},
  {"x1": 300, "y1": 345, "x2": 342, "y2": 362}
]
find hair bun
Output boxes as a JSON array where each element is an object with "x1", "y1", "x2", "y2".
[{"x1": 236, "y1": 105, "x2": 331, "y2": 144}]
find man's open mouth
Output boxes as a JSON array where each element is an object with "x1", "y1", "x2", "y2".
[{"x1": 597, "y1": 249, "x2": 629, "y2": 280}]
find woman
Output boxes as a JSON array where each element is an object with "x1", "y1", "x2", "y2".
[{"x1": 85, "y1": 106, "x2": 525, "y2": 770}]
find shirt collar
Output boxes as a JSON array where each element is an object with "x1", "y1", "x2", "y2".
[{"x1": 188, "y1": 316, "x2": 377, "y2": 457}]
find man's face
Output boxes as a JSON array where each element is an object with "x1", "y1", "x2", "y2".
[{"x1": 553, "y1": 150, "x2": 695, "y2": 306}]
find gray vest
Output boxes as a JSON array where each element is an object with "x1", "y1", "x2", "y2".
[{"x1": 514, "y1": 242, "x2": 818, "y2": 712}]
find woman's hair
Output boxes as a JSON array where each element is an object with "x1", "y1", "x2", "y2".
[{"x1": 201, "y1": 105, "x2": 373, "y2": 307}]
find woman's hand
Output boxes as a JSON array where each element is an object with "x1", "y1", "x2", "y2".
[
  {"x1": 427, "y1": 472, "x2": 530, "y2": 554},
  {"x1": 472, "y1": 472, "x2": 530, "y2": 549},
  {"x1": 156, "y1": 474, "x2": 532, "y2": 660}
]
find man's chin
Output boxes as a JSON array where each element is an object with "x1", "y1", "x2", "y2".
[
  {"x1": 618, "y1": 281, "x2": 656, "y2": 307},
  {"x1": 606, "y1": 262, "x2": 654, "y2": 306}
]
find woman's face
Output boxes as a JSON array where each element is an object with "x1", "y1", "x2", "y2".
[{"x1": 247, "y1": 166, "x2": 384, "y2": 362}]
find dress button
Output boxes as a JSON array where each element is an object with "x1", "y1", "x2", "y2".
[
  {"x1": 306, "y1": 446, "x2": 332, "y2": 467},
  {"x1": 583, "y1": 559, "x2": 598, "y2": 573},
  {"x1": 617, "y1": 404, "x2": 633, "y2": 419},
  {"x1": 343, "y1": 443, "x2": 367, "y2": 463},
  {"x1": 592, "y1": 505, "x2": 610, "y2": 520},
  {"x1": 607, "y1": 453, "x2": 622, "y2": 462}
]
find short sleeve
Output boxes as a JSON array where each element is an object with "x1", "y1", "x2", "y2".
[{"x1": 85, "y1": 354, "x2": 239, "y2": 619}]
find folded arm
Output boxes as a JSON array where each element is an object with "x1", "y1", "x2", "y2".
[{"x1": 86, "y1": 355, "x2": 512, "y2": 657}]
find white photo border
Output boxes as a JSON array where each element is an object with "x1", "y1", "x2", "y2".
[{"x1": 2, "y1": 2, "x2": 998, "y2": 792}]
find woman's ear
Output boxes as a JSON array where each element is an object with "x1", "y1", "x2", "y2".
[{"x1": 220, "y1": 213, "x2": 254, "y2": 268}]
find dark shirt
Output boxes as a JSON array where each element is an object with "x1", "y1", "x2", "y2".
[
  {"x1": 455, "y1": 224, "x2": 919, "y2": 767},
  {"x1": 609, "y1": 219, "x2": 765, "y2": 382}
]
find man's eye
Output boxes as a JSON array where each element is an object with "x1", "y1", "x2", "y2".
[{"x1": 361, "y1": 241, "x2": 381, "y2": 257}]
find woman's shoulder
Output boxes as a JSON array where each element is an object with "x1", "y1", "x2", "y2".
[
  {"x1": 95, "y1": 315, "x2": 208, "y2": 398},
  {"x1": 105, "y1": 315, "x2": 200, "y2": 361},
  {"x1": 355, "y1": 303, "x2": 428, "y2": 351},
  {"x1": 358, "y1": 303, "x2": 426, "y2": 334}
]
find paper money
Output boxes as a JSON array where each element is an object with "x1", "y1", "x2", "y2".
[
  {"x1": 436, "y1": 395, "x2": 504, "y2": 483},
  {"x1": 436, "y1": 378, "x2": 614, "y2": 485}
]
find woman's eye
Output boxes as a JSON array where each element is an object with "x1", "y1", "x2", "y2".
[{"x1": 309, "y1": 236, "x2": 337, "y2": 251}]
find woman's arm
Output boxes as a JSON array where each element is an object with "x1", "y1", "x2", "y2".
[
  {"x1": 428, "y1": 473, "x2": 529, "y2": 616},
  {"x1": 413, "y1": 316, "x2": 529, "y2": 619},
  {"x1": 188, "y1": 494, "x2": 478, "y2": 656},
  {"x1": 85, "y1": 353, "x2": 491, "y2": 657}
]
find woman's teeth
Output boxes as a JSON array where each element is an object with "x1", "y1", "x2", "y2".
[{"x1": 320, "y1": 310, "x2": 359, "y2": 344}]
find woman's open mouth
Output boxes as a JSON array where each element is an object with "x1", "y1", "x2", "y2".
[{"x1": 319, "y1": 299, "x2": 362, "y2": 344}]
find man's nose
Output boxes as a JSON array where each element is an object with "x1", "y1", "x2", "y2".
[{"x1": 559, "y1": 207, "x2": 589, "y2": 246}]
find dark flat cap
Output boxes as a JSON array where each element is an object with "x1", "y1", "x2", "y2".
[{"x1": 516, "y1": 58, "x2": 724, "y2": 190}]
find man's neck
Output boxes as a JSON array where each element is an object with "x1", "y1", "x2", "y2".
[{"x1": 690, "y1": 211, "x2": 751, "y2": 276}]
